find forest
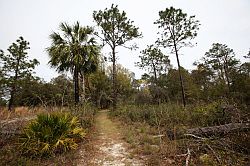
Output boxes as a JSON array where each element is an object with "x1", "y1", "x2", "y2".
[{"x1": 0, "y1": 3, "x2": 249, "y2": 166}]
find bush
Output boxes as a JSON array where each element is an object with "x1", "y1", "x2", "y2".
[
  {"x1": 111, "y1": 104, "x2": 185, "y2": 128},
  {"x1": 111, "y1": 100, "x2": 244, "y2": 129},
  {"x1": 70, "y1": 103, "x2": 97, "y2": 128},
  {"x1": 19, "y1": 112, "x2": 85, "y2": 157},
  {"x1": 134, "y1": 91, "x2": 152, "y2": 105}
]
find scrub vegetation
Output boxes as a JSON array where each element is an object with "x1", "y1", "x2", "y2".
[{"x1": 0, "y1": 4, "x2": 249, "y2": 166}]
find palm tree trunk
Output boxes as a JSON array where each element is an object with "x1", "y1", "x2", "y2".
[
  {"x1": 74, "y1": 66, "x2": 80, "y2": 105},
  {"x1": 80, "y1": 73, "x2": 86, "y2": 103}
]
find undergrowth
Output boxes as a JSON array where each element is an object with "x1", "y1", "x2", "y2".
[
  {"x1": 0, "y1": 105, "x2": 96, "y2": 165},
  {"x1": 110, "y1": 101, "x2": 250, "y2": 165},
  {"x1": 19, "y1": 112, "x2": 85, "y2": 157}
]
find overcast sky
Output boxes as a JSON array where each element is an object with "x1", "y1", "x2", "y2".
[{"x1": 1, "y1": 0, "x2": 250, "y2": 81}]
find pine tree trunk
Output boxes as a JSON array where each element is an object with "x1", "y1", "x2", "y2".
[
  {"x1": 223, "y1": 56, "x2": 230, "y2": 93},
  {"x1": 112, "y1": 47, "x2": 117, "y2": 111},
  {"x1": 173, "y1": 42, "x2": 186, "y2": 107},
  {"x1": 152, "y1": 61, "x2": 157, "y2": 83},
  {"x1": 8, "y1": 57, "x2": 20, "y2": 111},
  {"x1": 8, "y1": 86, "x2": 15, "y2": 111}
]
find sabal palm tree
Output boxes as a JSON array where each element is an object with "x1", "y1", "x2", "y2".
[{"x1": 47, "y1": 22, "x2": 99, "y2": 105}]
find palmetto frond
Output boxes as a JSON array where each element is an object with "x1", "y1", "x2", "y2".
[
  {"x1": 49, "y1": 32, "x2": 66, "y2": 45},
  {"x1": 73, "y1": 21, "x2": 80, "y2": 41},
  {"x1": 59, "y1": 22, "x2": 74, "y2": 42},
  {"x1": 47, "y1": 44, "x2": 72, "y2": 72},
  {"x1": 47, "y1": 22, "x2": 100, "y2": 73},
  {"x1": 20, "y1": 112, "x2": 85, "y2": 157},
  {"x1": 78, "y1": 26, "x2": 94, "y2": 44}
]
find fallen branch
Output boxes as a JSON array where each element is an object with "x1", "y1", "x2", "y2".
[
  {"x1": 187, "y1": 123, "x2": 249, "y2": 136},
  {"x1": 176, "y1": 148, "x2": 191, "y2": 166},
  {"x1": 205, "y1": 143, "x2": 221, "y2": 164},
  {"x1": 183, "y1": 134, "x2": 206, "y2": 140},
  {"x1": 186, "y1": 148, "x2": 191, "y2": 166},
  {"x1": 167, "y1": 123, "x2": 249, "y2": 140},
  {"x1": 0, "y1": 116, "x2": 36, "y2": 136},
  {"x1": 152, "y1": 134, "x2": 165, "y2": 138}
]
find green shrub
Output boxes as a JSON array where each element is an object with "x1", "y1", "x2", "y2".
[
  {"x1": 111, "y1": 100, "x2": 240, "y2": 129},
  {"x1": 111, "y1": 104, "x2": 185, "y2": 128},
  {"x1": 19, "y1": 112, "x2": 85, "y2": 157},
  {"x1": 189, "y1": 100, "x2": 237, "y2": 126},
  {"x1": 70, "y1": 103, "x2": 97, "y2": 128}
]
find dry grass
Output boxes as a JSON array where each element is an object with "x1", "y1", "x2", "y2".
[
  {"x1": 110, "y1": 104, "x2": 250, "y2": 166},
  {"x1": 116, "y1": 120, "x2": 194, "y2": 165},
  {"x1": 0, "y1": 106, "x2": 45, "y2": 121},
  {"x1": 0, "y1": 106, "x2": 95, "y2": 166}
]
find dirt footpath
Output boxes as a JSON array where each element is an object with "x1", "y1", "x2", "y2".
[{"x1": 78, "y1": 110, "x2": 143, "y2": 166}]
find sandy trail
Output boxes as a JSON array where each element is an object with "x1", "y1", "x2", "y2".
[{"x1": 78, "y1": 110, "x2": 143, "y2": 166}]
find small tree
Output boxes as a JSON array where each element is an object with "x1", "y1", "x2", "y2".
[
  {"x1": 93, "y1": 4, "x2": 142, "y2": 110},
  {"x1": 241, "y1": 51, "x2": 250, "y2": 77},
  {"x1": 107, "y1": 64, "x2": 134, "y2": 102},
  {"x1": 0, "y1": 37, "x2": 39, "y2": 110},
  {"x1": 155, "y1": 7, "x2": 200, "y2": 107},
  {"x1": 88, "y1": 69, "x2": 112, "y2": 108},
  {"x1": 50, "y1": 74, "x2": 74, "y2": 106},
  {"x1": 198, "y1": 43, "x2": 240, "y2": 92},
  {"x1": 136, "y1": 45, "x2": 171, "y2": 83},
  {"x1": 191, "y1": 64, "x2": 214, "y2": 100}
]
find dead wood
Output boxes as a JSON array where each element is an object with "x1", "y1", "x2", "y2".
[{"x1": 167, "y1": 123, "x2": 249, "y2": 140}]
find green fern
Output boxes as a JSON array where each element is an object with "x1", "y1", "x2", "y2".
[{"x1": 19, "y1": 112, "x2": 85, "y2": 157}]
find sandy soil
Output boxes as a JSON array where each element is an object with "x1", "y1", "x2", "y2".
[{"x1": 78, "y1": 110, "x2": 143, "y2": 166}]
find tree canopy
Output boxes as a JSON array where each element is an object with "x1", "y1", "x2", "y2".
[
  {"x1": 136, "y1": 45, "x2": 171, "y2": 82},
  {"x1": 47, "y1": 22, "x2": 100, "y2": 105}
]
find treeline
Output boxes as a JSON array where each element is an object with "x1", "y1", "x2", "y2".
[
  {"x1": 0, "y1": 4, "x2": 249, "y2": 110},
  {"x1": 136, "y1": 44, "x2": 250, "y2": 106},
  {"x1": 0, "y1": 35, "x2": 134, "y2": 109},
  {"x1": 0, "y1": 61, "x2": 134, "y2": 109},
  {"x1": 0, "y1": 46, "x2": 248, "y2": 109}
]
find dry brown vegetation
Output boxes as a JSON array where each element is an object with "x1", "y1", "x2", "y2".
[
  {"x1": 110, "y1": 103, "x2": 250, "y2": 165},
  {"x1": 0, "y1": 106, "x2": 96, "y2": 166}
]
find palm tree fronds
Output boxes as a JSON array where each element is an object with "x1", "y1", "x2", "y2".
[{"x1": 47, "y1": 21, "x2": 100, "y2": 104}]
